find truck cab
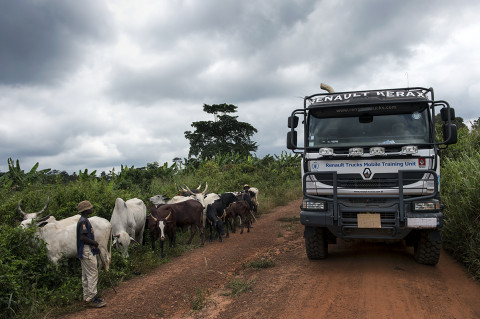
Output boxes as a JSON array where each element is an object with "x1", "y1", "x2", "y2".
[{"x1": 287, "y1": 85, "x2": 457, "y2": 265}]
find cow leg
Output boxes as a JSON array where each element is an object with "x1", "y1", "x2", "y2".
[
  {"x1": 209, "y1": 222, "x2": 214, "y2": 242},
  {"x1": 137, "y1": 228, "x2": 144, "y2": 245},
  {"x1": 187, "y1": 225, "x2": 197, "y2": 245},
  {"x1": 150, "y1": 235, "x2": 156, "y2": 251},
  {"x1": 232, "y1": 216, "x2": 237, "y2": 234},
  {"x1": 200, "y1": 225, "x2": 205, "y2": 246},
  {"x1": 217, "y1": 223, "x2": 223, "y2": 242},
  {"x1": 225, "y1": 218, "x2": 230, "y2": 238},
  {"x1": 160, "y1": 240, "x2": 165, "y2": 258}
]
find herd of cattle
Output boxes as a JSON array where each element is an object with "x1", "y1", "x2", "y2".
[{"x1": 17, "y1": 183, "x2": 259, "y2": 271}]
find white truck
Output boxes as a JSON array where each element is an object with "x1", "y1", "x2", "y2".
[{"x1": 287, "y1": 84, "x2": 457, "y2": 265}]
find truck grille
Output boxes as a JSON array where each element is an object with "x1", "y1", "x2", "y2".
[
  {"x1": 341, "y1": 212, "x2": 396, "y2": 220},
  {"x1": 313, "y1": 172, "x2": 426, "y2": 189},
  {"x1": 340, "y1": 211, "x2": 398, "y2": 228}
]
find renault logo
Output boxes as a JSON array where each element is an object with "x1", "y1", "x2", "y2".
[{"x1": 363, "y1": 168, "x2": 372, "y2": 179}]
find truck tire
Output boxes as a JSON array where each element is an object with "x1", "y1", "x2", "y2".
[
  {"x1": 305, "y1": 227, "x2": 328, "y2": 260},
  {"x1": 413, "y1": 230, "x2": 441, "y2": 265}
]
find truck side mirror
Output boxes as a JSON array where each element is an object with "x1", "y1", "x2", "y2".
[
  {"x1": 287, "y1": 131, "x2": 297, "y2": 149},
  {"x1": 288, "y1": 116, "x2": 299, "y2": 129},
  {"x1": 442, "y1": 124, "x2": 458, "y2": 145},
  {"x1": 440, "y1": 107, "x2": 455, "y2": 122}
]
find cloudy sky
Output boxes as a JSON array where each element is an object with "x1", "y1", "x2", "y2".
[{"x1": 1, "y1": 0, "x2": 479, "y2": 174}]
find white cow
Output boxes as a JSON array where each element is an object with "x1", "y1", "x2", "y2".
[
  {"x1": 249, "y1": 187, "x2": 260, "y2": 214},
  {"x1": 39, "y1": 215, "x2": 112, "y2": 270},
  {"x1": 18, "y1": 199, "x2": 111, "y2": 270},
  {"x1": 110, "y1": 198, "x2": 147, "y2": 257}
]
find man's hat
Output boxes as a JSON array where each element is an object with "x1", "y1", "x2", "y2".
[{"x1": 78, "y1": 200, "x2": 93, "y2": 213}]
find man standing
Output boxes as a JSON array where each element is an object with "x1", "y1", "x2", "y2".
[
  {"x1": 242, "y1": 184, "x2": 254, "y2": 212},
  {"x1": 76, "y1": 200, "x2": 107, "y2": 308}
]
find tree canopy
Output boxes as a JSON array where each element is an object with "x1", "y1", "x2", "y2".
[{"x1": 184, "y1": 103, "x2": 258, "y2": 159}]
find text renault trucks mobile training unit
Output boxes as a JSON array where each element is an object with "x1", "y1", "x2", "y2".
[{"x1": 287, "y1": 84, "x2": 457, "y2": 265}]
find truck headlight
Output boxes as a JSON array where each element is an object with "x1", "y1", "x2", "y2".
[
  {"x1": 401, "y1": 145, "x2": 418, "y2": 155},
  {"x1": 319, "y1": 148, "x2": 334, "y2": 156},
  {"x1": 302, "y1": 200, "x2": 327, "y2": 211},
  {"x1": 413, "y1": 200, "x2": 440, "y2": 211},
  {"x1": 349, "y1": 147, "x2": 364, "y2": 156},
  {"x1": 369, "y1": 147, "x2": 385, "y2": 156}
]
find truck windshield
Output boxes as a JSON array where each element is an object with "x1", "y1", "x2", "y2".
[{"x1": 308, "y1": 107, "x2": 431, "y2": 148}]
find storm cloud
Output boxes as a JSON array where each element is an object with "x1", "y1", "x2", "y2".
[{"x1": 0, "y1": 0, "x2": 479, "y2": 174}]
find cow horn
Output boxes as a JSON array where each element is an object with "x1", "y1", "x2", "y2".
[
  {"x1": 202, "y1": 182, "x2": 208, "y2": 195},
  {"x1": 165, "y1": 212, "x2": 171, "y2": 221},
  {"x1": 36, "y1": 197, "x2": 50, "y2": 216},
  {"x1": 17, "y1": 200, "x2": 27, "y2": 217},
  {"x1": 196, "y1": 183, "x2": 202, "y2": 191},
  {"x1": 17, "y1": 196, "x2": 50, "y2": 217},
  {"x1": 184, "y1": 185, "x2": 195, "y2": 195},
  {"x1": 149, "y1": 215, "x2": 158, "y2": 222}
]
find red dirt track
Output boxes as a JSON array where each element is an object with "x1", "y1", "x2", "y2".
[{"x1": 60, "y1": 199, "x2": 480, "y2": 319}]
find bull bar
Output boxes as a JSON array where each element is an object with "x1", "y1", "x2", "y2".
[{"x1": 300, "y1": 169, "x2": 441, "y2": 239}]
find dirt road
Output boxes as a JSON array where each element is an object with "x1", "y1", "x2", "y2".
[{"x1": 61, "y1": 199, "x2": 480, "y2": 319}]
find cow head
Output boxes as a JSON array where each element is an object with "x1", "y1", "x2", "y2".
[
  {"x1": 113, "y1": 231, "x2": 135, "y2": 257},
  {"x1": 17, "y1": 197, "x2": 50, "y2": 228},
  {"x1": 149, "y1": 194, "x2": 169, "y2": 207},
  {"x1": 150, "y1": 212, "x2": 172, "y2": 241},
  {"x1": 185, "y1": 183, "x2": 208, "y2": 207}
]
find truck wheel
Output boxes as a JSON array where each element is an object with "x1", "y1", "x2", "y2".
[
  {"x1": 413, "y1": 230, "x2": 441, "y2": 265},
  {"x1": 305, "y1": 227, "x2": 328, "y2": 260}
]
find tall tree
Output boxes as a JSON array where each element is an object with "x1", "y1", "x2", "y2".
[{"x1": 184, "y1": 103, "x2": 258, "y2": 159}]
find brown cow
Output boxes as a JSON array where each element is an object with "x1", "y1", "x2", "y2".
[
  {"x1": 146, "y1": 205, "x2": 176, "y2": 258},
  {"x1": 225, "y1": 200, "x2": 252, "y2": 237},
  {"x1": 148, "y1": 199, "x2": 205, "y2": 249}
]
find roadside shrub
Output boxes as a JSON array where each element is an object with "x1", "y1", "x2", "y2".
[{"x1": 441, "y1": 152, "x2": 480, "y2": 279}]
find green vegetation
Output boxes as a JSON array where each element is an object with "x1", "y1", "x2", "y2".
[
  {"x1": 0, "y1": 152, "x2": 301, "y2": 318},
  {"x1": 440, "y1": 123, "x2": 480, "y2": 279},
  {"x1": 243, "y1": 258, "x2": 275, "y2": 269},
  {"x1": 188, "y1": 286, "x2": 214, "y2": 311},
  {"x1": 225, "y1": 277, "x2": 255, "y2": 296}
]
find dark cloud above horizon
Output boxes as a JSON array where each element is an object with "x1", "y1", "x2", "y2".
[
  {"x1": 0, "y1": 0, "x2": 113, "y2": 86},
  {"x1": 0, "y1": 0, "x2": 479, "y2": 173}
]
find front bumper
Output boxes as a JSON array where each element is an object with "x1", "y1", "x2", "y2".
[{"x1": 300, "y1": 209, "x2": 443, "y2": 239}]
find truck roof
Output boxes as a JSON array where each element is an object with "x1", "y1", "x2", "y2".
[{"x1": 306, "y1": 87, "x2": 432, "y2": 108}]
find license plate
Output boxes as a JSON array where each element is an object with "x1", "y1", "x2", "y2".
[{"x1": 357, "y1": 213, "x2": 381, "y2": 228}]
